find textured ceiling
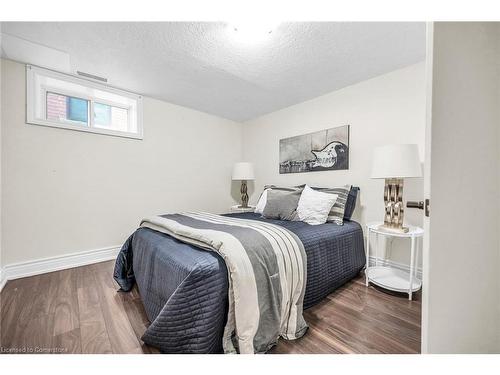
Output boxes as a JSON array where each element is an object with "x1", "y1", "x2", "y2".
[{"x1": 1, "y1": 22, "x2": 426, "y2": 121}]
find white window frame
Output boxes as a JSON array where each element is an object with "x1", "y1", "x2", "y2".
[{"x1": 26, "y1": 65, "x2": 143, "y2": 140}]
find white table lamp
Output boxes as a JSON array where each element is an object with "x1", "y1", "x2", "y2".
[
  {"x1": 232, "y1": 162, "x2": 255, "y2": 208},
  {"x1": 371, "y1": 144, "x2": 422, "y2": 233}
]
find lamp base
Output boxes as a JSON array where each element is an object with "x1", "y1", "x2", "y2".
[
  {"x1": 382, "y1": 178, "x2": 407, "y2": 231},
  {"x1": 240, "y1": 180, "x2": 249, "y2": 208}
]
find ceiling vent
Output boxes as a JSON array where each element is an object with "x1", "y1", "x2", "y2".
[{"x1": 76, "y1": 71, "x2": 108, "y2": 83}]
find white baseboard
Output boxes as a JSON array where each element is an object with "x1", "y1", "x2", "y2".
[
  {"x1": 368, "y1": 256, "x2": 423, "y2": 279},
  {"x1": 0, "y1": 245, "x2": 121, "y2": 292}
]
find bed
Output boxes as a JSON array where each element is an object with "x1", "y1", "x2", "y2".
[{"x1": 114, "y1": 210, "x2": 366, "y2": 353}]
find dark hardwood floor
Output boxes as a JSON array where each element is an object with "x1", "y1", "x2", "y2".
[{"x1": 0, "y1": 260, "x2": 421, "y2": 354}]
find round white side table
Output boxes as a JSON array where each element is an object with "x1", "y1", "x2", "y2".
[{"x1": 365, "y1": 222, "x2": 424, "y2": 300}]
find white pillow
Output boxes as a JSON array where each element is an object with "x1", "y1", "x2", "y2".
[
  {"x1": 255, "y1": 189, "x2": 269, "y2": 214},
  {"x1": 297, "y1": 185, "x2": 338, "y2": 225}
]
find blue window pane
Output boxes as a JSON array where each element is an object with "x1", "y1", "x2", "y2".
[
  {"x1": 94, "y1": 102, "x2": 111, "y2": 127},
  {"x1": 67, "y1": 97, "x2": 88, "y2": 123}
]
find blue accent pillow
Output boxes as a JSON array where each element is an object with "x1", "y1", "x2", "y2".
[{"x1": 344, "y1": 186, "x2": 359, "y2": 221}]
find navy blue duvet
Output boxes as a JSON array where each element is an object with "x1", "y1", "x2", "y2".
[{"x1": 114, "y1": 213, "x2": 365, "y2": 353}]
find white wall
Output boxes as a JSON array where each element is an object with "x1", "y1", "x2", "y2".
[
  {"x1": 0, "y1": 59, "x2": 427, "y2": 277},
  {"x1": 243, "y1": 63, "x2": 426, "y2": 267},
  {"x1": 423, "y1": 22, "x2": 500, "y2": 353},
  {"x1": 1, "y1": 58, "x2": 243, "y2": 266},
  {"x1": 498, "y1": 28, "x2": 500, "y2": 353},
  {"x1": 0, "y1": 31, "x2": 3, "y2": 285}
]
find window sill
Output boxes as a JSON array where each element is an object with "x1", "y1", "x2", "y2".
[{"x1": 26, "y1": 119, "x2": 143, "y2": 140}]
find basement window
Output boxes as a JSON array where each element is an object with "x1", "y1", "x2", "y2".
[{"x1": 26, "y1": 65, "x2": 143, "y2": 139}]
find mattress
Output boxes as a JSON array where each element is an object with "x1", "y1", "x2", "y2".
[{"x1": 114, "y1": 213, "x2": 365, "y2": 353}]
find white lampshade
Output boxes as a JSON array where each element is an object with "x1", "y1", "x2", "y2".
[
  {"x1": 232, "y1": 162, "x2": 255, "y2": 180},
  {"x1": 371, "y1": 144, "x2": 422, "y2": 179}
]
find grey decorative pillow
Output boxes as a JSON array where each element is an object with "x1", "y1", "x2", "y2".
[
  {"x1": 296, "y1": 184, "x2": 352, "y2": 225},
  {"x1": 255, "y1": 185, "x2": 302, "y2": 214},
  {"x1": 263, "y1": 185, "x2": 300, "y2": 192},
  {"x1": 262, "y1": 189, "x2": 302, "y2": 221}
]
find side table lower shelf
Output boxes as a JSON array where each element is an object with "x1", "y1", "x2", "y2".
[{"x1": 366, "y1": 266, "x2": 422, "y2": 294}]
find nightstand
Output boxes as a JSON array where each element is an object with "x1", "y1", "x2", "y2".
[
  {"x1": 230, "y1": 205, "x2": 255, "y2": 213},
  {"x1": 365, "y1": 222, "x2": 423, "y2": 300}
]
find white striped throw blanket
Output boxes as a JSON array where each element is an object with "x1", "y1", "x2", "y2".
[{"x1": 140, "y1": 212, "x2": 308, "y2": 354}]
